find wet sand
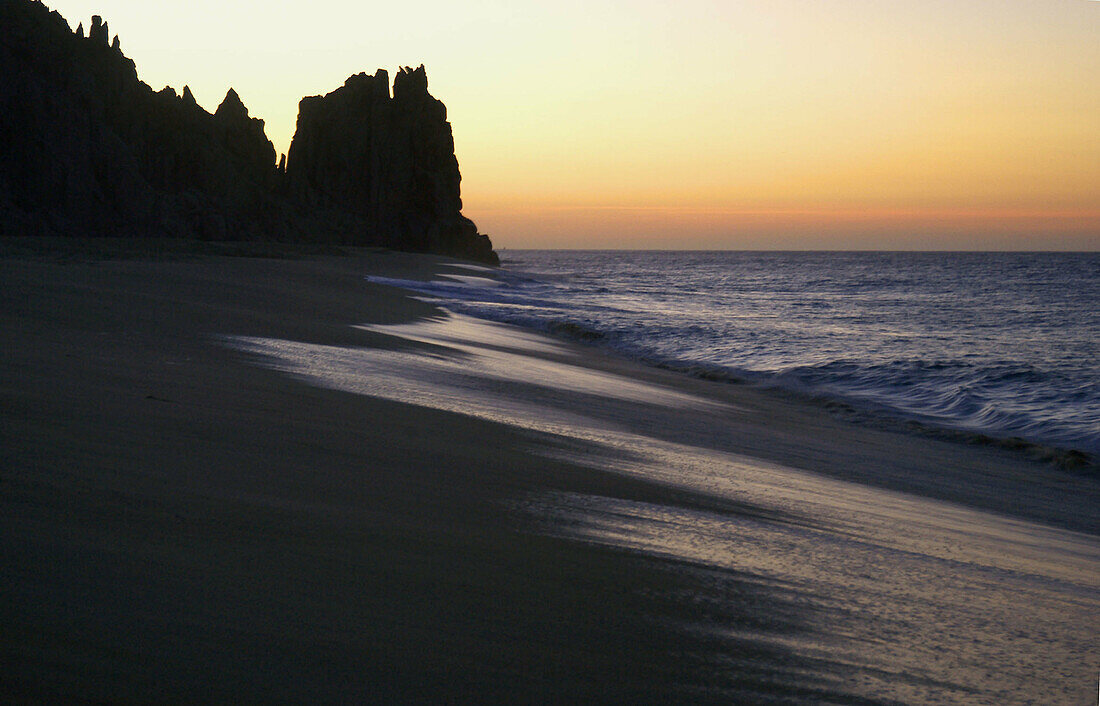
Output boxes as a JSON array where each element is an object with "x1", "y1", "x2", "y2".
[{"x1": 1, "y1": 246, "x2": 1097, "y2": 703}]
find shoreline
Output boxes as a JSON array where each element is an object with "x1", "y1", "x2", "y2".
[
  {"x1": 653, "y1": 358, "x2": 1098, "y2": 473},
  {"x1": 523, "y1": 326, "x2": 1098, "y2": 474},
  {"x1": 1, "y1": 245, "x2": 1097, "y2": 703},
  {"x1": 366, "y1": 249, "x2": 1099, "y2": 484},
  {"x1": 375, "y1": 248, "x2": 1100, "y2": 471}
]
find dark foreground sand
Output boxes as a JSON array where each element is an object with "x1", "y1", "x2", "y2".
[{"x1": 1, "y1": 245, "x2": 1097, "y2": 704}]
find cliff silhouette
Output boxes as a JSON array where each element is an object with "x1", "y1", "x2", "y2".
[{"x1": 0, "y1": 0, "x2": 499, "y2": 264}]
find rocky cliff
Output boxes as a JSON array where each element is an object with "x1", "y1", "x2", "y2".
[
  {"x1": 286, "y1": 66, "x2": 490, "y2": 259},
  {"x1": 0, "y1": 0, "x2": 498, "y2": 264}
]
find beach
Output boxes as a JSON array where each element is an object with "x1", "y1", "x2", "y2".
[{"x1": 1, "y1": 244, "x2": 1097, "y2": 704}]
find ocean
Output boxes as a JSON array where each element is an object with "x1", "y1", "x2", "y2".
[{"x1": 371, "y1": 251, "x2": 1100, "y2": 457}]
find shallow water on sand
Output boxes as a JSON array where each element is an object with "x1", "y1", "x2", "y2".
[
  {"x1": 228, "y1": 304, "x2": 1100, "y2": 704},
  {"x1": 372, "y1": 251, "x2": 1100, "y2": 457}
]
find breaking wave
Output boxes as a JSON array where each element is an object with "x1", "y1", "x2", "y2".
[{"x1": 366, "y1": 251, "x2": 1100, "y2": 462}]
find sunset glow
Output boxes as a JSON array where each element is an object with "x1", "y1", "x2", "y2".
[{"x1": 42, "y1": 0, "x2": 1100, "y2": 249}]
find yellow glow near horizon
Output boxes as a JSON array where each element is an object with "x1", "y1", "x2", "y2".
[{"x1": 42, "y1": 0, "x2": 1100, "y2": 249}]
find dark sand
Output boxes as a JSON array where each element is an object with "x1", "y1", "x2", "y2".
[{"x1": 1, "y1": 245, "x2": 1097, "y2": 704}]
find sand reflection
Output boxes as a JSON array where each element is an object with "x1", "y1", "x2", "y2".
[{"x1": 227, "y1": 308, "x2": 1099, "y2": 704}]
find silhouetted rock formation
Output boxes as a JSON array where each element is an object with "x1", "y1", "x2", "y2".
[
  {"x1": 286, "y1": 66, "x2": 493, "y2": 260},
  {"x1": 0, "y1": 0, "x2": 498, "y2": 264}
]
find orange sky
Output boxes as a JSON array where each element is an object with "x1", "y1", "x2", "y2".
[{"x1": 45, "y1": 0, "x2": 1100, "y2": 249}]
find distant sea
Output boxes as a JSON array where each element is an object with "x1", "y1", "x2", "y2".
[{"x1": 378, "y1": 251, "x2": 1100, "y2": 457}]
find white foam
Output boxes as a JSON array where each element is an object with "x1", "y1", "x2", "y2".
[
  {"x1": 442, "y1": 263, "x2": 495, "y2": 272},
  {"x1": 436, "y1": 273, "x2": 504, "y2": 287},
  {"x1": 228, "y1": 311, "x2": 722, "y2": 444}
]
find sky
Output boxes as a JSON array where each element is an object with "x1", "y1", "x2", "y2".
[{"x1": 45, "y1": 0, "x2": 1100, "y2": 249}]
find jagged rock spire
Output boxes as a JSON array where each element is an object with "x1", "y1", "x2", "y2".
[
  {"x1": 373, "y1": 69, "x2": 391, "y2": 99},
  {"x1": 393, "y1": 64, "x2": 428, "y2": 101},
  {"x1": 89, "y1": 15, "x2": 107, "y2": 44},
  {"x1": 75, "y1": 22, "x2": 83, "y2": 38},
  {"x1": 215, "y1": 88, "x2": 249, "y2": 122}
]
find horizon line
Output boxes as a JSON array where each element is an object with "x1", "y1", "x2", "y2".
[{"x1": 496, "y1": 247, "x2": 1100, "y2": 253}]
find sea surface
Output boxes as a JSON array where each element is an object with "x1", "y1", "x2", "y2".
[{"x1": 373, "y1": 251, "x2": 1100, "y2": 457}]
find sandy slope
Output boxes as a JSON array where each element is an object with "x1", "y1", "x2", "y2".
[{"x1": 1, "y1": 247, "x2": 1096, "y2": 704}]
